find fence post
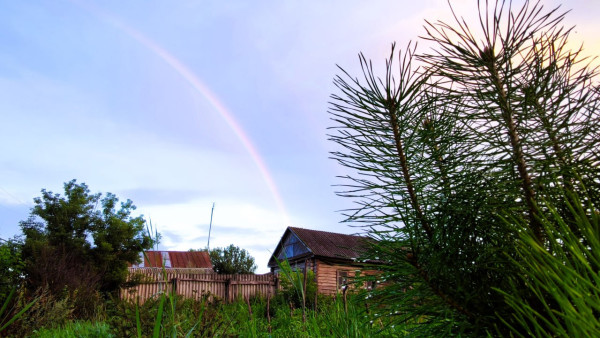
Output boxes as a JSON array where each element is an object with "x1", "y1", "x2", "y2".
[
  {"x1": 232, "y1": 274, "x2": 238, "y2": 302},
  {"x1": 225, "y1": 277, "x2": 231, "y2": 303},
  {"x1": 171, "y1": 277, "x2": 177, "y2": 296}
]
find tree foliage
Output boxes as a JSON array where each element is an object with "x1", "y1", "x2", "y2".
[
  {"x1": 0, "y1": 238, "x2": 24, "y2": 300},
  {"x1": 329, "y1": 0, "x2": 600, "y2": 334},
  {"x1": 19, "y1": 180, "x2": 155, "y2": 294},
  {"x1": 209, "y1": 244, "x2": 257, "y2": 274},
  {"x1": 500, "y1": 191, "x2": 600, "y2": 336}
]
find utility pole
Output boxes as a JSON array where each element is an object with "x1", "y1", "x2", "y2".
[{"x1": 207, "y1": 202, "x2": 215, "y2": 250}]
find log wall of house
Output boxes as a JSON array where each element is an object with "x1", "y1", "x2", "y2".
[
  {"x1": 312, "y1": 260, "x2": 382, "y2": 295},
  {"x1": 314, "y1": 259, "x2": 361, "y2": 295}
]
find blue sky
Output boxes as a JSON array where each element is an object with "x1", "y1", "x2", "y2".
[{"x1": 1, "y1": 0, "x2": 598, "y2": 272}]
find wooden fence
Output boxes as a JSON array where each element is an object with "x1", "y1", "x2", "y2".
[{"x1": 121, "y1": 268, "x2": 278, "y2": 303}]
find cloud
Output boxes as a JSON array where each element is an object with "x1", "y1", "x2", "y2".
[
  {"x1": 117, "y1": 188, "x2": 207, "y2": 207},
  {"x1": 159, "y1": 228, "x2": 185, "y2": 245},
  {"x1": 141, "y1": 197, "x2": 290, "y2": 273}
]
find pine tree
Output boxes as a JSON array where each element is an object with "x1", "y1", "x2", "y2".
[{"x1": 329, "y1": 0, "x2": 600, "y2": 334}]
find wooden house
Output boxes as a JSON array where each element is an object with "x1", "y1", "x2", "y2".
[{"x1": 268, "y1": 227, "x2": 377, "y2": 295}]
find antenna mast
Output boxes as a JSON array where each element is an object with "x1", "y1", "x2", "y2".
[{"x1": 207, "y1": 202, "x2": 215, "y2": 250}]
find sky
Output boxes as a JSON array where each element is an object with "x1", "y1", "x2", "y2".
[{"x1": 0, "y1": 0, "x2": 598, "y2": 273}]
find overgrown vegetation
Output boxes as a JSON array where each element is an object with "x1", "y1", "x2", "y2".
[
  {"x1": 0, "y1": 180, "x2": 156, "y2": 335},
  {"x1": 0, "y1": 278, "x2": 402, "y2": 336},
  {"x1": 329, "y1": 0, "x2": 600, "y2": 335}
]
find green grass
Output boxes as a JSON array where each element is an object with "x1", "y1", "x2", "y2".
[
  {"x1": 1, "y1": 251, "x2": 406, "y2": 337},
  {"x1": 30, "y1": 321, "x2": 113, "y2": 338},
  {"x1": 121, "y1": 291, "x2": 401, "y2": 337},
  {"x1": 4, "y1": 291, "x2": 404, "y2": 337}
]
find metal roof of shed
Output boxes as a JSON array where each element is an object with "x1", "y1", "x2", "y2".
[{"x1": 139, "y1": 250, "x2": 212, "y2": 269}]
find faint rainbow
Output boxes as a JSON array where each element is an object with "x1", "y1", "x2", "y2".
[{"x1": 72, "y1": 0, "x2": 291, "y2": 226}]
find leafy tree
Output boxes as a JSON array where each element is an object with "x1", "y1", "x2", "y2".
[
  {"x1": 0, "y1": 238, "x2": 24, "y2": 300},
  {"x1": 19, "y1": 180, "x2": 155, "y2": 294},
  {"x1": 329, "y1": 0, "x2": 599, "y2": 334},
  {"x1": 209, "y1": 244, "x2": 257, "y2": 274}
]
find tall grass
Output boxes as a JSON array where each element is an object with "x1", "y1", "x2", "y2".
[
  {"x1": 5, "y1": 270, "x2": 402, "y2": 336},
  {"x1": 216, "y1": 292, "x2": 395, "y2": 337},
  {"x1": 0, "y1": 287, "x2": 38, "y2": 334}
]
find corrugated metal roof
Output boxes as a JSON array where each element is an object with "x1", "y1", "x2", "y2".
[
  {"x1": 289, "y1": 227, "x2": 369, "y2": 260},
  {"x1": 141, "y1": 251, "x2": 212, "y2": 269},
  {"x1": 268, "y1": 227, "x2": 371, "y2": 267},
  {"x1": 143, "y1": 251, "x2": 163, "y2": 267}
]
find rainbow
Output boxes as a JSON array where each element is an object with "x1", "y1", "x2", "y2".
[{"x1": 71, "y1": 0, "x2": 291, "y2": 226}]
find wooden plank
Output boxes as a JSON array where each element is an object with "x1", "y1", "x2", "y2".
[{"x1": 121, "y1": 270, "x2": 277, "y2": 304}]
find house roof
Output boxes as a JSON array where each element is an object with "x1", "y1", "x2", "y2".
[
  {"x1": 137, "y1": 251, "x2": 212, "y2": 269},
  {"x1": 268, "y1": 227, "x2": 371, "y2": 267}
]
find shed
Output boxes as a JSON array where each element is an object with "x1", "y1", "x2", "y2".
[{"x1": 268, "y1": 227, "x2": 378, "y2": 295}]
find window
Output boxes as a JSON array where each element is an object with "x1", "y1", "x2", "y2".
[
  {"x1": 277, "y1": 233, "x2": 308, "y2": 260},
  {"x1": 338, "y1": 271, "x2": 349, "y2": 290}
]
